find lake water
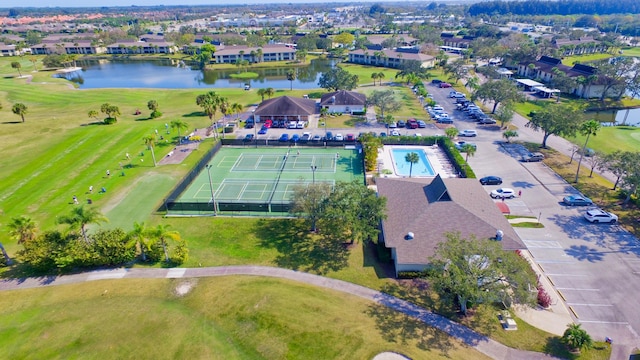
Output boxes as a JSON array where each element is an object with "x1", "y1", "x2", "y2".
[
  {"x1": 588, "y1": 107, "x2": 640, "y2": 127},
  {"x1": 54, "y1": 58, "x2": 335, "y2": 90}
]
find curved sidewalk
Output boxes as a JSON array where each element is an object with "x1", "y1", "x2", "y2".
[{"x1": 0, "y1": 266, "x2": 559, "y2": 360}]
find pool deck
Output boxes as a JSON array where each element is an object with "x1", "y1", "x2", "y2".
[{"x1": 378, "y1": 145, "x2": 459, "y2": 179}]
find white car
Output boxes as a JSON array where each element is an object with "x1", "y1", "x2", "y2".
[
  {"x1": 490, "y1": 188, "x2": 516, "y2": 199},
  {"x1": 334, "y1": 133, "x2": 344, "y2": 141},
  {"x1": 459, "y1": 129, "x2": 478, "y2": 137},
  {"x1": 584, "y1": 209, "x2": 618, "y2": 223},
  {"x1": 390, "y1": 130, "x2": 400, "y2": 136}
]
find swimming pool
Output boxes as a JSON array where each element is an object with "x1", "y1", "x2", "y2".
[{"x1": 391, "y1": 148, "x2": 436, "y2": 177}]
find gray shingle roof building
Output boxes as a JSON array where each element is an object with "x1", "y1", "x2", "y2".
[{"x1": 376, "y1": 175, "x2": 525, "y2": 276}]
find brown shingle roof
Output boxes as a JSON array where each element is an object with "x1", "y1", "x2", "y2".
[
  {"x1": 377, "y1": 175, "x2": 525, "y2": 266},
  {"x1": 255, "y1": 96, "x2": 317, "y2": 116},
  {"x1": 320, "y1": 90, "x2": 366, "y2": 106}
]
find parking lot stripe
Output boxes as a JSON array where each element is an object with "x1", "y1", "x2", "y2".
[
  {"x1": 556, "y1": 288, "x2": 600, "y2": 291},
  {"x1": 579, "y1": 320, "x2": 629, "y2": 325},
  {"x1": 545, "y1": 274, "x2": 587, "y2": 277},
  {"x1": 536, "y1": 259, "x2": 575, "y2": 264},
  {"x1": 567, "y1": 303, "x2": 613, "y2": 307}
]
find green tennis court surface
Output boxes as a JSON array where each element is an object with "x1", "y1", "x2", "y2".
[{"x1": 174, "y1": 147, "x2": 363, "y2": 213}]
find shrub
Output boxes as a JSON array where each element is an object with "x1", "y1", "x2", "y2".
[
  {"x1": 150, "y1": 110, "x2": 162, "y2": 119},
  {"x1": 170, "y1": 241, "x2": 189, "y2": 265},
  {"x1": 537, "y1": 284, "x2": 552, "y2": 308},
  {"x1": 103, "y1": 117, "x2": 117, "y2": 125},
  {"x1": 397, "y1": 271, "x2": 425, "y2": 279}
]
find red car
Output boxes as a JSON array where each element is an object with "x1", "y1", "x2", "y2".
[
  {"x1": 439, "y1": 82, "x2": 452, "y2": 88},
  {"x1": 346, "y1": 134, "x2": 356, "y2": 141},
  {"x1": 407, "y1": 119, "x2": 419, "y2": 129},
  {"x1": 263, "y1": 120, "x2": 272, "y2": 128}
]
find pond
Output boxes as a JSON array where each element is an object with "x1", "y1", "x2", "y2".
[
  {"x1": 588, "y1": 107, "x2": 640, "y2": 127},
  {"x1": 54, "y1": 58, "x2": 336, "y2": 90}
]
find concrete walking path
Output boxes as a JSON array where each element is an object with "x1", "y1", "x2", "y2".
[{"x1": 0, "y1": 265, "x2": 560, "y2": 360}]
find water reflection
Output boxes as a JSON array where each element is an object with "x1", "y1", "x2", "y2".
[
  {"x1": 589, "y1": 107, "x2": 640, "y2": 127},
  {"x1": 54, "y1": 58, "x2": 335, "y2": 90}
]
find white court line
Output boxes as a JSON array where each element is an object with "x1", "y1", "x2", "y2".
[
  {"x1": 166, "y1": 268, "x2": 186, "y2": 278},
  {"x1": 523, "y1": 240, "x2": 564, "y2": 249},
  {"x1": 236, "y1": 182, "x2": 249, "y2": 200}
]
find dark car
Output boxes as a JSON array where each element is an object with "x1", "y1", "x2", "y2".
[
  {"x1": 478, "y1": 117, "x2": 497, "y2": 125},
  {"x1": 396, "y1": 120, "x2": 406, "y2": 128},
  {"x1": 563, "y1": 195, "x2": 593, "y2": 206},
  {"x1": 244, "y1": 122, "x2": 254, "y2": 129},
  {"x1": 431, "y1": 79, "x2": 443, "y2": 85},
  {"x1": 379, "y1": 132, "x2": 387, "y2": 137},
  {"x1": 346, "y1": 134, "x2": 356, "y2": 141},
  {"x1": 325, "y1": 131, "x2": 333, "y2": 141},
  {"x1": 258, "y1": 126, "x2": 268, "y2": 135},
  {"x1": 479, "y1": 176, "x2": 503, "y2": 185},
  {"x1": 300, "y1": 133, "x2": 311, "y2": 142},
  {"x1": 243, "y1": 134, "x2": 255, "y2": 142},
  {"x1": 279, "y1": 133, "x2": 290, "y2": 142},
  {"x1": 290, "y1": 134, "x2": 300, "y2": 142},
  {"x1": 407, "y1": 119, "x2": 419, "y2": 129}
]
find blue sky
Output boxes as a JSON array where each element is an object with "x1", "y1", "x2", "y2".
[{"x1": 3, "y1": 0, "x2": 356, "y2": 7}]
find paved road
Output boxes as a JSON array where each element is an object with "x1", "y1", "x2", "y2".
[
  {"x1": 0, "y1": 265, "x2": 559, "y2": 360},
  {"x1": 425, "y1": 82, "x2": 640, "y2": 357}
]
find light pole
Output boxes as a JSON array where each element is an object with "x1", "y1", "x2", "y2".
[
  {"x1": 310, "y1": 165, "x2": 317, "y2": 184},
  {"x1": 252, "y1": 110, "x2": 257, "y2": 148},
  {"x1": 205, "y1": 164, "x2": 217, "y2": 215}
]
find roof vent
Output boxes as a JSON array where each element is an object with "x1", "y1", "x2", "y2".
[
  {"x1": 331, "y1": 95, "x2": 336, "y2": 104},
  {"x1": 405, "y1": 232, "x2": 414, "y2": 240}
]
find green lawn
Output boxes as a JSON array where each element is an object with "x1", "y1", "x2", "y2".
[
  {"x1": 0, "y1": 277, "x2": 488, "y2": 360},
  {"x1": 621, "y1": 46, "x2": 640, "y2": 57},
  {"x1": 569, "y1": 126, "x2": 640, "y2": 154},
  {"x1": 360, "y1": 85, "x2": 427, "y2": 120},
  {"x1": 337, "y1": 63, "x2": 399, "y2": 86},
  {"x1": 562, "y1": 53, "x2": 612, "y2": 65}
]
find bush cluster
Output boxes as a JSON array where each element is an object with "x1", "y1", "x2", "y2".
[{"x1": 103, "y1": 117, "x2": 117, "y2": 125}]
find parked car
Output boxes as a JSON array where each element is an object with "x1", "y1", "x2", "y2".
[
  {"x1": 439, "y1": 82, "x2": 452, "y2": 88},
  {"x1": 258, "y1": 126, "x2": 268, "y2": 135},
  {"x1": 386, "y1": 122, "x2": 398, "y2": 129},
  {"x1": 407, "y1": 119, "x2": 419, "y2": 129},
  {"x1": 301, "y1": 132, "x2": 311, "y2": 142},
  {"x1": 379, "y1": 132, "x2": 387, "y2": 137},
  {"x1": 296, "y1": 121, "x2": 305, "y2": 129},
  {"x1": 334, "y1": 133, "x2": 344, "y2": 141},
  {"x1": 431, "y1": 79, "x2": 443, "y2": 85},
  {"x1": 279, "y1": 133, "x2": 290, "y2": 142},
  {"x1": 243, "y1": 134, "x2": 254, "y2": 142},
  {"x1": 263, "y1": 120, "x2": 272, "y2": 128},
  {"x1": 325, "y1": 131, "x2": 334, "y2": 141},
  {"x1": 478, "y1": 117, "x2": 497, "y2": 125},
  {"x1": 396, "y1": 120, "x2": 406, "y2": 128},
  {"x1": 522, "y1": 152, "x2": 545, "y2": 162},
  {"x1": 432, "y1": 105, "x2": 444, "y2": 111},
  {"x1": 563, "y1": 195, "x2": 593, "y2": 206},
  {"x1": 390, "y1": 130, "x2": 400, "y2": 136},
  {"x1": 291, "y1": 134, "x2": 300, "y2": 142},
  {"x1": 459, "y1": 129, "x2": 478, "y2": 137},
  {"x1": 287, "y1": 121, "x2": 297, "y2": 129},
  {"x1": 584, "y1": 208, "x2": 618, "y2": 223},
  {"x1": 417, "y1": 120, "x2": 426, "y2": 128},
  {"x1": 490, "y1": 188, "x2": 516, "y2": 199},
  {"x1": 437, "y1": 117, "x2": 454, "y2": 124},
  {"x1": 346, "y1": 134, "x2": 356, "y2": 141},
  {"x1": 455, "y1": 141, "x2": 477, "y2": 151},
  {"x1": 312, "y1": 134, "x2": 322, "y2": 142},
  {"x1": 479, "y1": 176, "x2": 503, "y2": 185}
]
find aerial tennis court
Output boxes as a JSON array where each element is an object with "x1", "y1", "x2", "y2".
[{"x1": 172, "y1": 146, "x2": 363, "y2": 214}]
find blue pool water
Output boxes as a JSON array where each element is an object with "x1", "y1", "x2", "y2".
[{"x1": 391, "y1": 148, "x2": 435, "y2": 177}]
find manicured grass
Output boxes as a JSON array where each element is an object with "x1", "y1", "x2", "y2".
[
  {"x1": 359, "y1": 85, "x2": 427, "y2": 120},
  {"x1": 562, "y1": 53, "x2": 612, "y2": 65},
  {"x1": 511, "y1": 222, "x2": 544, "y2": 228},
  {"x1": 569, "y1": 126, "x2": 640, "y2": 154},
  {"x1": 0, "y1": 277, "x2": 488, "y2": 359},
  {"x1": 229, "y1": 71, "x2": 259, "y2": 79},
  {"x1": 321, "y1": 114, "x2": 367, "y2": 128},
  {"x1": 337, "y1": 63, "x2": 398, "y2": 86}
]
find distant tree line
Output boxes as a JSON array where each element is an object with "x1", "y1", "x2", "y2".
[{"x1": 469, "y1": 0, "x2": 640, "y2": 17}]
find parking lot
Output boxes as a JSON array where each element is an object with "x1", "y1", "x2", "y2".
[{"x1": 424, "y1": 81, "x2": 640, "y2": 345}]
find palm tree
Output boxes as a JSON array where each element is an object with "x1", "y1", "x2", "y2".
[
  {"x1": 149, "y1": 224, "x2": 182, "y2": 263},
  {"x1": 286, "y1": 69, "x2": 296, "y2": 90},
  {"x1": 405, "y1": 152, "x2": 419, "y2": 178},
  {"x1": 196, "y1": 91, "x2": 220, "y2": 125},
  {"x1": 29, "y1": 57, "x2": 38, "y2": 71},
  {"x1": 57, "y1": 206, "x2": 108, "y2": 244},
  {"x1": 575, "y1": 119, "x2": 600, "y2": 183},
  {"x1": 265, "y1": 87, "x2": 275, "y2": 99},
  {"x1": 12, "y1": 103, "x2": 27, "y2": 122},
  {"x1": 231, "y1": 103, "x2": 244, "y2": 121},
  {"x1": 0, "y1": 242, "x2": 11, "y2": 265},
  {"x1": 562, "y1": 324, "x2": 592, "y2": 352},
  {"x1": 377, "y1": 72, "x2": 385, "y2": 86},
  {"x1": 143, "y1": 134, "x2": 157, "y2": 166},
  {"x1": 8, "y1": 216, "x2": 38, "y2": 244},
  {"x1": 502, "y1": 130, "x2": 519, "y2": 143},
  {"x1": 466, "y1": 76, "x2": 480, "y2": 91},
  {"x1": 445, "y1": 127, "x2": 459, "y2": 139},
  {"x1": 461, "y1": 144, "x2": 476, "y2": 162},
  {"x1": 170, "y1": 119, "x2": 189, "y2": 145},
  {"x1": 256, "y1": 48, "x2": 263, "y2": 63},
  {"x1": 128, "y1": 222, "x2": 152, "y2": 261},
  {"x1": 371, "y1": 72, "x2": 379, "y2": 86},
  {"x1": 257, "y1": 88, "x2": 267, "y2": 102}
]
